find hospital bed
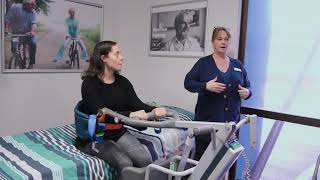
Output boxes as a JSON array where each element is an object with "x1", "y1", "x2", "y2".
[{"x1": 0, "y1": 102, "x2": 194, "y2": 180}]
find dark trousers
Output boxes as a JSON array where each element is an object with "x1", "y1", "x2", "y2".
[
  {"x1": 11, "y1": 36, "x2": 37, "y2": 65},
  {"x1": 194, "y1": 134, "x2": 210, "y2": 161},
  {"x1": 78, "y1": 131, "x2": 152, "y2": 176}
]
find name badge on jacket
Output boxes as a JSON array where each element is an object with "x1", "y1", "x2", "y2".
[{"x1": 234, "y1": 67, "x2": 242, "y2": 72}]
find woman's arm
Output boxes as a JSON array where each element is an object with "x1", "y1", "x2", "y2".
[
  {"x1": 239, "y1": 61, "x2": 252, "y2": 99},
  {"x1": 184, "y1": 60, "x2": 207, "y2": 93},
  {"x1": 81, "y1": 77, "x2": 105, "y2": 114},
  {"x1": 125, "y1": 78, "x2": 170, "y2": 120},
  {"x1": 125, "y1": 79, "x2": 155, "y2": 113}
]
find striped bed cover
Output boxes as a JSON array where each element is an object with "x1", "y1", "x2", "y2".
[
  {"x1": 0, "y1": 106, "x2": 194, "y2": 180},
  {"x1": 0, "y1": 125, "x2": 114, "y2": 180}
]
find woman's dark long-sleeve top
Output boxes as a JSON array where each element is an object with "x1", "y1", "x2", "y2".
[
  {"x1": 80, "y1": 74, "x2": 155, "y2": 141},
  {"x1": 184, "y1": 55, "x2": 252, "y2": 123}
]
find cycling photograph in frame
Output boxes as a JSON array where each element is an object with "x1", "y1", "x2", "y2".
[{"x1": 1, "y1": 0, "x2": 103, "y2": 72}]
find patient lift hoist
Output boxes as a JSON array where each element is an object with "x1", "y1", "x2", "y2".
[{"x1": 91, "y1": 108, "x2": 257, "y2": 180}]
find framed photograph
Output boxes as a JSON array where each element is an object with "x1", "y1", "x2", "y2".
[
  {"x1": 149, "y1": 0, "x2": 207, "y2": 57},
  {"x1": 1, "y1": 0, "x2": 103, "y2": 73}
]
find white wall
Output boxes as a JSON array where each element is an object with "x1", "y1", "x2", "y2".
[
  {"x1": 0, "y1": 0, "x2": 242, "y2": 136},
  {"x1": 0, "y1": 74, "x2": 82, "y2": 136}
]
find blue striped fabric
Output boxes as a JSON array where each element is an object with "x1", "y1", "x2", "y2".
[
  {"x1": 0, "y1": 125, "x2": 114, "y2": 180},
  {"x1": 127, "y1": 106, "x2": 195, "y2": 159}
]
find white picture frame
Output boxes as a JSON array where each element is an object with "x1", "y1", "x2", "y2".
[
  {"x1": 149, "y1": 0, "x2": 207, "y2": 58},
  {"x1": 1, "y1": 0, "x2": 103, "y2": 73}
]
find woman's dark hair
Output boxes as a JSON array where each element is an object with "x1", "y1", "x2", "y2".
[
  {"x1": 211, "y1": 27, "x2": 231, "y2": 42},
  {"x1": 81, "y1": 41, "x2": 117, "y2": 79}
]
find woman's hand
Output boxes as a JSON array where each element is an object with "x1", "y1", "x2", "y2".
[
  {"x1": 152, "y1": 107, "x2": 167, "y2": 118},
  {"x1": 129, "y1": 110, "x2": 148, "y2": 120},
  {"x1": 206, "y1": 76, "x2": 226, "y2": 93},
  {"x1": 238, "y1": 85, "x2": 250, "y2": 99}
]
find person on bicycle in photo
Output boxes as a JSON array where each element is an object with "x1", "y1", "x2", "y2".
[
  {"x1": 5, "y1": 0, "x2": 38, "y2": 69},
  {"x1": 54, "y1": 8, "x2": 89, "y2": 63}
]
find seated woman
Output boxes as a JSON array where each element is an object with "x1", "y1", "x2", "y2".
[{"x1": 75, "y1": 40, "x2": 166, "y2": 179}]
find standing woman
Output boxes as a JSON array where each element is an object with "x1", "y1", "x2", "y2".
[
  {"x1": 76, "y1": 41, "x2": 166, "y2": 178},
  {"x1": 184, "y1": 27, "x2": 252, "y2": 161}
]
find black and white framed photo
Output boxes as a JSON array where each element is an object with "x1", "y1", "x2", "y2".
[
  {"x1": 1, "y1": 0, "x2": 103, "y2": 73},
  {"x1": 149, "y1": 0, "x2": 207, "y2": 57}
]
